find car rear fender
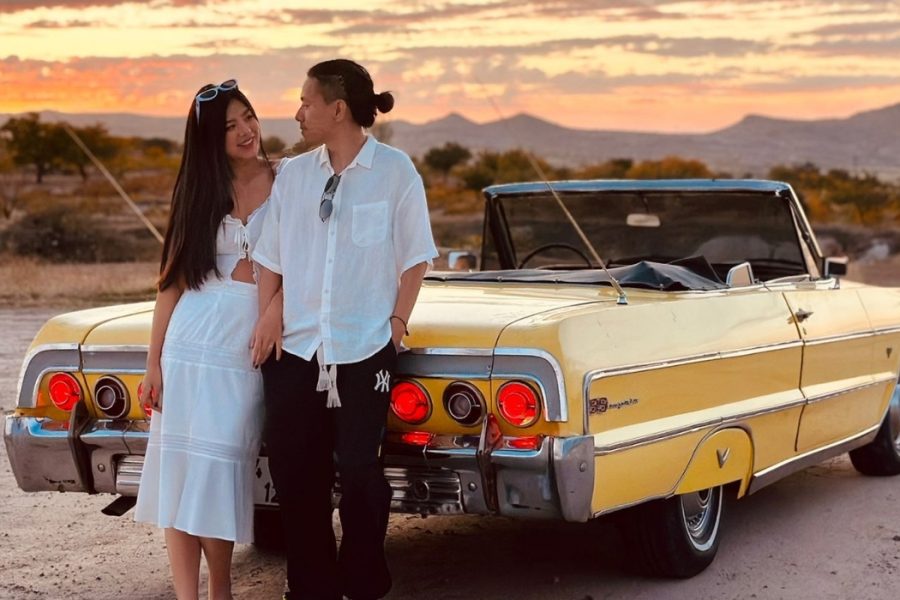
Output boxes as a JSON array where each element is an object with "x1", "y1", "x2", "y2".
[{"x1": 674, "y1": 427, "x2": 754, "y2": 498}]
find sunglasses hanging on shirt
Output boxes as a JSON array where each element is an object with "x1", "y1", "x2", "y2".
[{"x1": 319, "y1": 174, "x2": 341, "y2": 222}]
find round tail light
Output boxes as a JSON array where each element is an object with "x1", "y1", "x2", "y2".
[
  {"x1": 497, "y1": 381, "x2": 540, "y2": 427},
  {"x1": 94, "y1": 376, "x2": 130, "y2": 419},
  {"x1": 391, "y1": 380, "x2": 431, "y2": 424},
  {"x1": 48, "y1": 372, "x2": 81, "y2": 412},
  {"x1": 443, "y1": 381, "x2": 484, "y2": 426}
]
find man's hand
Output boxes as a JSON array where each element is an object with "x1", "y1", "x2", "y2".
[{"x1": 390, "y1": 316, "x2": 406, "y2": 352}]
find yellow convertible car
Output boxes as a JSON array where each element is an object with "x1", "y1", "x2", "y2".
[{"x1": 7, "y1": 179, "x2": 900, "y2": 577}]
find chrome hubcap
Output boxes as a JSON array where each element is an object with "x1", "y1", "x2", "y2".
[{"x1": 679, "y1": 487, "x2": 721, "y2": 552}]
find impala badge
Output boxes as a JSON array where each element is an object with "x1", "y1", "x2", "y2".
[{"x1": 716, "y1": 448, "x2": 730, "y2": 468}]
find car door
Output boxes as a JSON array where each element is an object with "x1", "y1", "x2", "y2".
[{"x1": 783, "y1": 280, "x2": 887, "y2": 453}]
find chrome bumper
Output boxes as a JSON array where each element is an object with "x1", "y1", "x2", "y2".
[
  {"x1": 4, "y1": 411, "x2": 149, "y2": 495},
  {"x1": 5, "y1": 414, "x2": 595, "y2": 522}
]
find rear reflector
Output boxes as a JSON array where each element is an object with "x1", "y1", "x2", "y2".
[
  {"x1": 47, "y1": 373, "x2": 81, "y2": 412},
  {"x1": 400, "y1": 431, "x2": 434, "y2": 446},
  {"x1": 506, "y1": 435, "x2": 543, "y2": 450}
]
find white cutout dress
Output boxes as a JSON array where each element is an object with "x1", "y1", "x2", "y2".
[{"x1": 135, "y1": 203, "x2": 268, "y2": 543}]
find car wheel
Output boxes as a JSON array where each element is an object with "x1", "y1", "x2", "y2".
[
  {"x1": 253, "y1": 508, "x2": 284, "y2": 551},
  {"x1": 632, "y1": 485, "x2": 724, "y2": 578},
  {"x1": 849, "y1": 383, "x2": 900, "y2": 476}
]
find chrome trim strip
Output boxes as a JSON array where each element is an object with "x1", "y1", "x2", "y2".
[
  {"x1": 805, "y1": 331, "x2": 874, "y2": 346},
  {"x1": 17, "y1": 344, "x2": 82, "y2": 409},
  {"x1": 82, "y1": 346, "x2": 148, "y2": 373},
  {"x1": 591, "y1": 395, "x2": 807, "y2": 456},
  {"x1": 407, "y1": 347, "x2": 494, "y2": 357},
  {"x1": 494, "y1": 348, "x2": 568, "y2": 422},
  {"x1": 582, "y1": 339, "x2": 803, "y2": 434},
  {"x1": 80, "y1": 344, "x2": 150, "y2": 353},
  {"x1": 748, "y1": 423, "x2": 880, "y2": 494},
  {"x1": 874, "y1": 326, "x2": 900, "y2": 337},
  {"x1": 804, "y1": 375, "x2": 895, "y2": 405},
  {"x1": 398, "y1": 352, "x2": 493, "y2": 380},
  {"x1": 591, "y1": 375, "x2": 890, "y2": 455}
]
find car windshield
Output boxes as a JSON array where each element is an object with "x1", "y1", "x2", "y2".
[{"x1": 482, "y1": 190, "x2": 807, "y2": 280}]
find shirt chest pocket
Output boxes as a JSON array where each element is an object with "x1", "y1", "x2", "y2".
[{"x1": 351, "y1": 201, "x2": 389, "y2": 247}]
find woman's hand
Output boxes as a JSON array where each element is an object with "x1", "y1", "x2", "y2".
[
  {"x1": 251, "y1": 302, "x2": 283, "y2": 368},
  {"x1": 139, "y1": 363, "x2": 163, "y2": 414}
]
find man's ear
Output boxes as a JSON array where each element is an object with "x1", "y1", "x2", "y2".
[{"x1": 333, "y1": 99, "x2": 348, "y2": 123}]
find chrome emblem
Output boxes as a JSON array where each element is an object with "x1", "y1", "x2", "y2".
[{"x1": 716, "y1": 448, "x2": 730, "y2": 468}]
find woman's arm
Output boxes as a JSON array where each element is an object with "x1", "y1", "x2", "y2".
[
  {"x1": 251, "y1": 266, "x2": 284, "y2": 367},
  {"x1": 139, "y1": 284, "x2": 183, "y2": 412}
]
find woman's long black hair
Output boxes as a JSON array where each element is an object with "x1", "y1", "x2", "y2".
[{"x1": 158, "y1": 83, "x2": 270, "y2": 291}]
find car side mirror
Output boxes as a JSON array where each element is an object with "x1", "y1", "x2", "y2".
[
  {"x1": 726, "y1": 261, "x2": 755, "y2": 287},
  {"x1": 448, "y1": 251, "x2": 477, "y2": 271},
  {"x1": 824, "y1": 256, "x2": 848, "y2": 278}
]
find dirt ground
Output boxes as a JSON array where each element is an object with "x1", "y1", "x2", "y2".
[{"x1": 4, "y1": 308, "x2": 900, "y2": 600}]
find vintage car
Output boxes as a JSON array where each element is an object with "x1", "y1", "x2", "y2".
[{"x1": 7, "y1": 179, "x2": 900, "y2": 578}]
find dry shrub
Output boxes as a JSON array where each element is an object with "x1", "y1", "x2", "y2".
[
  {"x1": 427, "y1": 185, "x2": 482, "y2": 216},
  {"x1": 3, "y1": 205, "x2": 148, "y2": 262},
  {"x1": 0, "y1": 255, "x2": 157, "y2": 306}
]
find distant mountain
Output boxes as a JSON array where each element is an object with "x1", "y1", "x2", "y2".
[{"x1": 4, "y1": 103, "x2": 899, "y2": 180}]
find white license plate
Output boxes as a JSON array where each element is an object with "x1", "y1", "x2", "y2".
[{"x1": 253, "y1": 457, "x2": 279, "y2": 506}]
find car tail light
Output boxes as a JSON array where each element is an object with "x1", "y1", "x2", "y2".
[
  {"x1": 48, "y1": 372, "x2": 81, "y2": 412},
  {"x1": 391, "y1": 380, "x2": 431, "y2": 424},
  {"x1": 497, "y1": 381, "x2": 540, "y2": 427},
  {"x1": 443, "y1": 381, "x2": 485, "y2": 426},
  {"x1": 400, "y1": 431, "x2": 433, "y2": 446},
  {"x1": 94, "y1": 376, "x2": 130, "y2": 419}
]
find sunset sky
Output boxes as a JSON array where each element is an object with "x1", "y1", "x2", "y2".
[{"x1": 2, "y1": 0, "x2": 899, "y2": 132}]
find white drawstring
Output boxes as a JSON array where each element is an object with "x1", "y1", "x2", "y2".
[
  {"x1": 315, "y1": 345, "x2": 340, "y2": 408},
  {"x1": 233, "y1": 225, "x2": 250, "y2": 260}
]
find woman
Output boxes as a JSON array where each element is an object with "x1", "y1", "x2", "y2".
[{"x1": 134, "y1": 79, "x2": 283, "y2": 600}]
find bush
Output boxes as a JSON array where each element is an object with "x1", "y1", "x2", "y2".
[{"x1": 4, "y1": 205, "x2": 147, "y2": 262}]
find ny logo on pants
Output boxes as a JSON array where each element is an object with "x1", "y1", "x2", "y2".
[{"x1": 374, "y1": 369, "x2": 391, "y2": 393}]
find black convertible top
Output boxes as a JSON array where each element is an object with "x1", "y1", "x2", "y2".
[{"x1": 427, "y1": 258, "x2": 727, "y2": 292}]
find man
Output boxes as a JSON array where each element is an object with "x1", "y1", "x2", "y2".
[{"x1": 252, "y1": 59, "x2": 438, "y2": 600}]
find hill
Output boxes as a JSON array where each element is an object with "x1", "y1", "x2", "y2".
[{"x1": 4, "y1": 103, "x2": 899, "y2": 180}]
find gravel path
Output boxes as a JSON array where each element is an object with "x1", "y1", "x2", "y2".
[{"x1": 2, "y1": 308, "x2": 900, "y2": 599}]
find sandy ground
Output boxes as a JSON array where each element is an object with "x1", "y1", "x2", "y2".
[{"x1": 4, "y1": 308, "x2": 900, "y2": 600}]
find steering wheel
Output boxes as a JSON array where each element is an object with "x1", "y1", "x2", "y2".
[{"x1": 517, "y1": 243, "x2": 593, "y2": 269}]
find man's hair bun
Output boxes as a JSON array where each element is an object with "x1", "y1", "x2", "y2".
[{"x1": 375, "y1": 91, "x2": 394, "y2": 114}]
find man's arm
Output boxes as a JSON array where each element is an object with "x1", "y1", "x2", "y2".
[{"x1": 390, "y1": 261, "x2": 428, "y2": 350}]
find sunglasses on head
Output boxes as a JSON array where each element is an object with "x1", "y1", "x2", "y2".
[
  {"x1": 194, "y1": 79, "x2": 238, "y2": 124},
  {"x1": 319, "y1": 174, "x2": 341, "y2": 222}
]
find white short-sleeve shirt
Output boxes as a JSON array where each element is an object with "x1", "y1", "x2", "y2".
[{"x1": 253, "y1": 135, "x2": 438, "y2": 364}]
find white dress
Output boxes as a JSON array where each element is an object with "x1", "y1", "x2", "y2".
[{"x1": 134, "y1": 203, "x2": 268, "y2": 544}]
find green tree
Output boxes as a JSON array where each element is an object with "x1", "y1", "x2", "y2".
[
  {"x1": 59, "y1": 124, "x2": 119, "y2": 181},
  {"x1": 1, "y1": 113, "x2": 68, "y2": 183},
  {"x1": 459, "y1": 149, "x2": 559, "y2": 191},
  {"x1": 424, "y1": 142, "x2": 472, "y2": 181}
]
